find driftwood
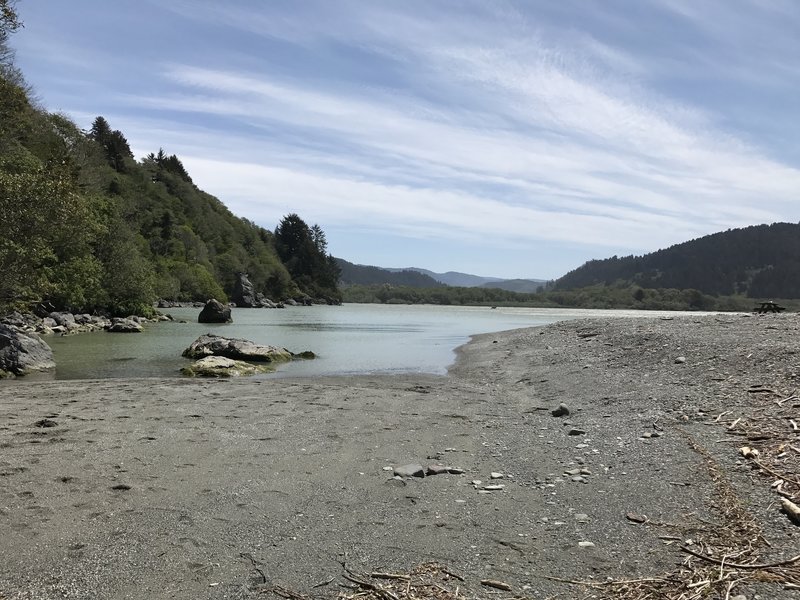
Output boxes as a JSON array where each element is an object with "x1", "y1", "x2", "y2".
[
  {"x1": 480, "y1": 579, "x2": 512, "y2": 591},
  {"x1": 782, "y1": 498, "x2": 800, "y2": 525},
  {"x1": 680, "y1": 545, "x2": 800, "y2": 569}
]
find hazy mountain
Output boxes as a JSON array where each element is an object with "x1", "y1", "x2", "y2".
[
  {"x1": 386, "y1": 267, "x2": 546, "y2": 289},
  {"x1": 554, "y1": 222, "x2": 800, "y2": 298},
  {"x1": 335, "y1": 258, "x2": 443, "y2": 287},
  {"x1": 478, "y1": 278, "x2": 546, "y2": 293}
]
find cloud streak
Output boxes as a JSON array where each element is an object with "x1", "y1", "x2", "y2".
[{"x1": 14, "y1": 0, "x2": 800, "y2": 277}]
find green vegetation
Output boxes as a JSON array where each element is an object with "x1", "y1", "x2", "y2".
[
  {"x1": 342, "y1": 282, "x2": 794, "y2": 312},
  {"x1": 555, "y1": 223, "x2": 800, "y2": 298},
  {"x1": 0, "y1": 4, "x2": 339, "y2": 316}
]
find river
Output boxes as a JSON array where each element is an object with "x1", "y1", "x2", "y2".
[{"x1": 40, "y1": 304, "x2": 701, "y2": 380}]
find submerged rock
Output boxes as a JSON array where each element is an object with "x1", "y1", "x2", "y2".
[
  {"x1": 0, "y1": 324, "x2": 56, "y2": 378},
  {"x1": 181, "y1": 356, "x2": 274, "y2": 378}
]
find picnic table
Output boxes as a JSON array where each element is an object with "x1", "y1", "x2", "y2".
[{"x1": 754, "y1": 301, "x2": 786, "y2": 314}]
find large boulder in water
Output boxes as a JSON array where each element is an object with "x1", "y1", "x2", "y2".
[
  {"x1": 0, "y1": 324, "x2": 56, "y2": 378},
  {"x1": 198, "y1": 299, "x2": 232, "y2": 323},
  {"x1": 182, "y1": 334, "x2": 293, "y2": 363}
]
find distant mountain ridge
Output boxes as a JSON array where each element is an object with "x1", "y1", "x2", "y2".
[
  {"x1": 337, "y1": 261, "x2": 547, "y2": 291},
  {"x1": 554, "y1": 222, "x2": 800, "y2": 298},
  {"x1": 389, "y1": 267, "x2": 547, "y2": 291},
  {"x1": 335, "y1": 258, "x2": 443, "y2": 287},
  {"x1": 386, "y1": 268, "x2": 503, "y2": 287}
]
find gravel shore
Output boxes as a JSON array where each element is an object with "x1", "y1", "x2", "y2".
[{"x1": 1, "y1": 313, "x2": 798, "y2": 599}]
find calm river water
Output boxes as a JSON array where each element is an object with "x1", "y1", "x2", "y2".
[{"x1": 41, "y1": 304, "x2": 697, "y2": 380}]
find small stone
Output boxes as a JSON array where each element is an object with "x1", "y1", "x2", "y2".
[
  {"x1": 641, "y1": 432, "x2": 653, "y2": 438},
  {"x1": 455, "y1": 499, "x2": 467, "y2": 504},
  {"x1": 578, "y1": 541, "x2": 595, "y2": 548},
  {"x1": 382, "y1": 466, "x2": 394, "y2": 471},
  {"x1": 651, "y1": 431, "x2": 662, "y2": 438},
  {"x1": 571, "y1": 476, "x2": 585, "y2": 483},
  {"x1": 490, "y1": 472, "x2": 504, "y2": 479},
  {"x1": 394, "y1": 464, "x2": 425, "y2": 478},
  {"x1": 426, "y1": 464, "x2": 449, "y2": 476},
  {"x1": 626, "y1": 512, "x2": 647, "y2": 524},
  {"x1": 580, "y1": 468, "x2": 592, "y2": 475},
  {"x1": 447, "y1": 467, "x2": 466, "y2": 474},
  {"x1": 568, "y1": 428, "x2": 586, "y2": 436},
  {"x1": 483, "y1": 484, "x2": 505, "y2": 491},
  {"x1": 574, "y1": 513, "x2": 589, "y2": 522},
  {"x1": 551, "y1": 403, "x2": 570, "y2": 417},
  {"x1": 565, "y1": 468, "x2": 582, "y2": 476},
  {"x1": 675, "y1": 356, "x2": 686, "y2": 364},
  {"x1": 472, "y1": 480, "x2": 482, "y2": 486}
]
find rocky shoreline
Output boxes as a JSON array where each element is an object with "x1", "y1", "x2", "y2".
[
  {"x1": 0, "y1": 311, "x2": 170, "y2": 378},
  {"x1": 0, "y1": 313, "x2": 798, "y2": 599},
  {"x1": 0, "y1": 310, "x2": 168, "y2": 337}
]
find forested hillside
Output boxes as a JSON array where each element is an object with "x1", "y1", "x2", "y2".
[
  {"x1": 0, "y1": 5, "x2": 339, "y2": 316},
  {"x1": 478, "y1": 279, "x2": 546, "y2": 293},
  {"x1": 335, "y1": 258, "x2": 443, "y2": 287},
  {"x1": 555, "y1": 223, "x2": 800, "y2": 298}
]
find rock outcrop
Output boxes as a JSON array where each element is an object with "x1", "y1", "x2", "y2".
[
  {"x1": 231, "y1": 273, "x2": 259, "y2": 307},
  {"x1": 182, "y1": 334, "x2": 293, "y2": 363},
  {"x1": 231, "y1": 273, "x2": 280, "y2": 308},
  {"x1": 106, "y1": 318, "x2": 144, "y2": 333},
  {"x1": 180, "y1": 356, "x2": 274, "y2": 377},
  {"x1": 0, "y1": 324, "x2": 56, "y2": 378},
  {"x1": 198, "y1": 299, "x2": 232, "y2": 323}
]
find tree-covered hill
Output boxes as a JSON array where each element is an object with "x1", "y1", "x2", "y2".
[
  {"x1": 478, "y1": 278, "x2": 546, "y2": 293},
  {"x1": 554, "y1": 223, "x2": 800, "y2": 298},
  {"x1": 335, "y1": 258, "x2": 443, "y2": 288},
  {"x1": 0, "y1": 3, "x2": 339, "y2": 316}
]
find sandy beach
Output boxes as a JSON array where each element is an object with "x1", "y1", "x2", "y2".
[{"x1": 1, "y1": 314, "x2": 798, "y2": 599}]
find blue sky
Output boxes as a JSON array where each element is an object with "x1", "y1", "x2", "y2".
[{"x1": 13, "y1": 1, "x2": 800, "y2": 280}]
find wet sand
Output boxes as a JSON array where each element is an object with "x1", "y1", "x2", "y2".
[{"x1": 1, "y1": 314, "x2": 798, "y2": 599}]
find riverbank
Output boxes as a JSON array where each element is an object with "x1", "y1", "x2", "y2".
[{"x1": 1, "y1": 314, "x2": 798, "y2": 599}]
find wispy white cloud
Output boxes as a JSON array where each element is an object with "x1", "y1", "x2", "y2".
[
  {"x1": 16, "y1": 0, "x2": 800, "y2": 276},
  {"x1": 121, "y1": 53, "x2": 799, "y2": 232}
]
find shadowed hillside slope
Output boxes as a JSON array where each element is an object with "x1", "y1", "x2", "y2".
[{"x1": 555, "y1": 223, "x2": 800, "y2": 298}]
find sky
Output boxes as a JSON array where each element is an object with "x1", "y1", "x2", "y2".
[{"x1": 12, "y1": 1, "x2": 800, "y2": 280}]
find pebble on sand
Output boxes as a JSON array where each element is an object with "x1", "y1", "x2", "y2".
[{"x1": 394, "y1": 464, "x2": 425, "y2": 478}]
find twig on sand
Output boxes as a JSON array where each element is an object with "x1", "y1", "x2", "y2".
[
  {"x1": 241, "y1": 552, "x2": 267, "y2": 585},
  {"x1": 342, "y1": 574, "x2": 400, "y2": 600},
  {"x1": 265, "y1": 585, "x2": 310, "y2": 599},
  {"x1": 680, "y1": 546, "x2": 800, "y2": 569},
  {"x1": 369, "y1": 573, "x2": 411, "y2": 581},
  {"x1": 542, "y1": 574, "x2": 668, "y2": 587},
  {"x1": 480, "y1": 579, "x2": 512, "y2": 591}
]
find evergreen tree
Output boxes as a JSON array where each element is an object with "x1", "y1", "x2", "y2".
[
  {"x1": 275, "y1": 214, "x2": 340, "y2": 299},
  {"x1": 89, "y1": 116, "x2": 133, "y2": 172}
]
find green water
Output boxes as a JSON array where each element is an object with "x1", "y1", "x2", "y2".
[{"x1": 34, "y1": 304, "x2": 696, "y2": 380}]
